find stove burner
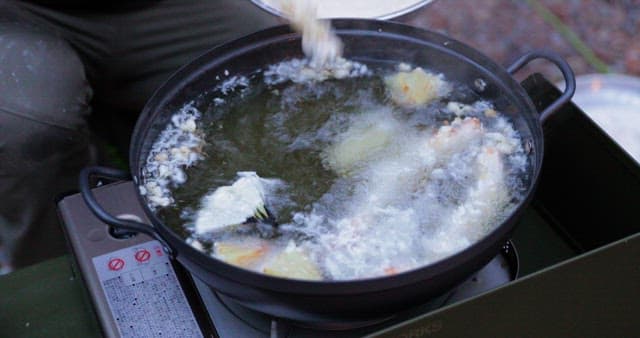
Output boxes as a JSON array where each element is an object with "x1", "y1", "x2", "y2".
[
  {"x1": 215, "y1": 292, "x2": 271, "y2": 334},
  {"x1": 58, "y1": 179, "x2": 519, "y2": 338},
  {"x1": 195, "y1": 242, "x2": 518, "y2": 337},
  {"x1": 215, "y1": 291, "x2": 398, "y2": 333}
]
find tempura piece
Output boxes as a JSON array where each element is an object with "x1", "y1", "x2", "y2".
[
  {"x1": 194, "y1": 172, "x2": 272, "y2": 234},
  {"x1": 324, "y1": 110, "x2": 401, "y2": 175},
  {"x1": 263, "y1": 242, "x2": 322, "y2": 280},
  {"x1": 314, "y1": 117, "x2": 486, "y2": 279},
  {"x1": 426, "y1": 117, "x2": 483, "y2": 156},
  {"x1": 214, "y1": 240, "x2": 269, "y2": 268},
  {"x1": 425, "y1": 146, "x2": 509, "y2": 256},
  {"x1": 364, "y1": 117, "x2": 484, "y2": 205},
  {"x1": 385, "y1": 66, "x2": 450, "y2": 107}
]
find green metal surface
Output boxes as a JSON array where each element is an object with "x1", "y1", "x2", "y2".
[
  {"x1": 371, "y1": 232, "x2": 640, "y2": 338},
  {"x1": 0, "y1": 255, "x2": 101, "y2": 338},
  {"x1": 512, "y1": 207, "x2": 577, "y2": 276}
]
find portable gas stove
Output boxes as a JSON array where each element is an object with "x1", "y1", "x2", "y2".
[
  {"x1": 56, "y1": 75, "x2": 640, "y2": 337},
  {"x1": 59, "y1": 179, "x2": 517, "y2": 338}
]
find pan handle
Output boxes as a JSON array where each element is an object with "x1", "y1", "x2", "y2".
[
  {"x1": 79, "y1": 166, "x2": 175, "y2": 257},
  {"x1": 507, "y1": 51, "x2": 576, "y2": 123}
]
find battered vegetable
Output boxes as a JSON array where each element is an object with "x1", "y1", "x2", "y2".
[
  {"x1": 262, "y1": 242, "x2": 322, "y2": 280},
  {"x1": 194, "y1": 172, "x2": 273, "y2": 234},
  {"x1": 385, "y1": 65, "x2": 450, "y2": 107},
  {"x1": 214, "y1": 240, "x2": 269, "y2": 268},
  {"x1": 324, "y1": 109, "x2": 401, "y2": 175}
]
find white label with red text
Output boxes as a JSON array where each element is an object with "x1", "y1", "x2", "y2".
[{"x1": 92, "y1": 240, "x2": 203, "y2": 338}]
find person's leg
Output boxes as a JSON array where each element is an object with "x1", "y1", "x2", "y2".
[
  {"x1": 0, "y1": 0, "x2": 276, "y2": 272},
  {"x1": 0, "y1": 11, "x2": 93, "y2": 271},
  {"x1": 93, "y1": 0, "x2": 281, "y2": 153}
]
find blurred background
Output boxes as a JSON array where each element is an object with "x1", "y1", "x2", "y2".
[
  {"x1": 400, "y1": 0, "x2": 640, "y2": 162},
  {"x1": 404, "y1": 0, "x2": 639, "y2": 79}
]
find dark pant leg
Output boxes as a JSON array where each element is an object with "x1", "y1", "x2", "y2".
[
  {"x1": 104, "y1": 0, "x2": 280, "y2": 111},
  {"x1": 0, "y1": 0, "x2": 277, "y2": 271},
  {"x1": 0, "y1": 16, "x2": 93, "y2": 270},
  {"x1": 90, "y1": 0, "x2": 280, "y2": 153}
]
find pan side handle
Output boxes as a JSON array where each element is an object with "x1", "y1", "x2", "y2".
[
  {"x1": 79, "y1": 166, "x2": 175, "y2": 257},
  {"x1": 508, "y1": 51, "x2": 576, "y2": 123}
]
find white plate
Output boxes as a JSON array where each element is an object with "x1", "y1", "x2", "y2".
[
  {"x1": 251, "y1": 0, "x2": 434, "y2": 20},
  {"x1": 567, "y1": 74, "x2": 640, "y2": 165}
]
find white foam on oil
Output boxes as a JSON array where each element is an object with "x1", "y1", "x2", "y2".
[
  {"x1": 264, "y1": 58, "x2": 370, "y2": 85},
  {"x1": 141, "y1": 72, "x2": 256, "y2": 209},
  {"x1": 219, "y1": 75, "x2": 250, "y2": 95},
  {"x1": 283, "y1": 107, "x2": 526, "y2": 280},
  {"x1": 140, "y1": 103, "x2": 204, "y2": 209},
  {"x1": 146, "y1": 62, "x2": 528, "y2": 281}
]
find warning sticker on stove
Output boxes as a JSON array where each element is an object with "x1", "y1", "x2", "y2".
[{"x1": 93, "y1": 240, "x2": 203, "y2": 338}]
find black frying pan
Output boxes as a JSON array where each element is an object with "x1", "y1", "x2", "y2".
[{"x1": 80, "y1": 19, "x2": 574, "y2": 326}]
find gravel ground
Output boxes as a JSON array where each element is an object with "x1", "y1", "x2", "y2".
[
  {"x1": 403, "y1": 0, "x2": 640, "y2": 82},
  {"x1": 402, "y1": 0, "x2": 640, "y2": 162}
]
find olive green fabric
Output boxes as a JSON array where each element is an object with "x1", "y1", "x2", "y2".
[{"x1": 0, "y1": 255, "x2": 101, "y2": 338}]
